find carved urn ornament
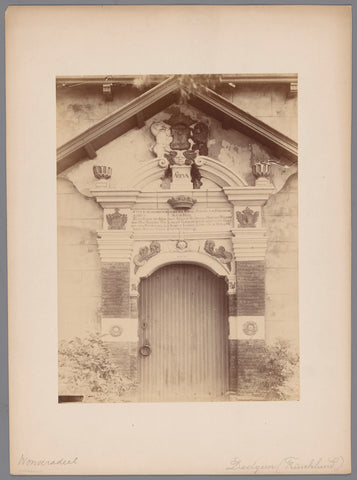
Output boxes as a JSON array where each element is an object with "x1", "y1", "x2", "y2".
[
  {"x1": 252, "y1": 161, "x2": 271, "y2": 179},
  {"x1": 93, "y1": 165, "x2": 112, "y2": 180},
  {"x1": 167, "y1": 196, "x2": 197, "y2": 210}
]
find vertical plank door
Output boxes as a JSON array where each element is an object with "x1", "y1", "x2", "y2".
[{"x1": 138, "y1": 263, "x2": 228, "y2": 402}]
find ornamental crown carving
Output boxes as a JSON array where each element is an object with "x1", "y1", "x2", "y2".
[
  {"x1": 167, "y1": 196, "x2": 197, "y2": 210},
  {"x1": 106, "y1": 208, "x2": 128, "y2": 230},
  {"x1": 236, "y1": 207, "x2": 259, "y2": 228}
]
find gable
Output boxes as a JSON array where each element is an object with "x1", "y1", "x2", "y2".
[
  {"x1": 57, "y1": 76, "x2": 298, "y2": 175},
  {"x1": 59, "y1": 102, "x2": 297, "y2": 197}
]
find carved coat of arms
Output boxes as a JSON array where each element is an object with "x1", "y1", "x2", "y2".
[
  {"x1": 150, "y1": 110, "x2": 209, "y2": 190},
  {"x1": 106, "y1": 208, "x2": 128, "y2": 230}
]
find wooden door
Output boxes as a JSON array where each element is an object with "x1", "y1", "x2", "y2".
[{"x1": 138, "y1": 263, "x2": 228, "y2": 402}]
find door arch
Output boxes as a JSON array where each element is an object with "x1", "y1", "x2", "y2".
[{"x1": 138, "y1": 263, "x2": 229, "y2": 402}]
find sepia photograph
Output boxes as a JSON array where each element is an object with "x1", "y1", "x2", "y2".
[{"x1": 57, "y1": 73, "x2": 299, "y2": 403}]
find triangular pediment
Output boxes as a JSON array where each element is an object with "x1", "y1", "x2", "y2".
[{"x1": 57, "y1": 76, "x2": 298, "y2": 174}]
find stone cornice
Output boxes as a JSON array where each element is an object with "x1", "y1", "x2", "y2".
[
  {"x1": 223, "y1": 185, "x2": 275, "y2": 205},
  {"x1": 90, "y1": 189, "x2": 141, "y2": 208},
  {"x1": 56, "y1": 74, "x2": 298, "y2": 87}
]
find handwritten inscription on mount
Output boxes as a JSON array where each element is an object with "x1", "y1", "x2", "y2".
[{"x1": 132, "y1": 209, "x2": 233, "y2": 232}]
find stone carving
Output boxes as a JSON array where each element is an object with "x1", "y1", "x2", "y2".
[
  {"x1": 158, "y1": 157, "x2": 169, "y2": 169},
  {"x1": 192, "y1": 122, "x2": 209, "y2": 156},
  {"x1": 243, "y1": 321, "x2": 258, "y2": 337},
  {"x1": 191, "y1": 162, "x2": 203, "y2": 189},
  {"x1": 133, "y1": 241, "x2": 161, "y2": 273},
  {"x1": 225, "y1": 276, "x2": 236, "y2": 293},
  {"x1": 167, "y1": 195, "x2": 197, "y2": 210},
  {"x1": 176, "y1": 240, "x2": 188, "y2": 251},
  {"x1": 106, "y1": 208, "x2": 128, "y2": 230},
  {"x1": 150, "y1": 122, "x2": 173, "y2": 158},
  {"x1": 204, "y1": 240, "x2": 233, "y2": 271},
  {"x1": 109, "y1": 325, "x2": 123, "y2": 337},
  {"x1": 252, "y1": 161, "x2": 271, "y2": 179},
  {"x1": 165, "y1": 112, "x2": 195, "y2": 151},
  {"x1": 93, "y1": 165, "x2": 112, "y2": 180},
  {"x1": 236, "y1": 207, "x2": 259, "y2": 228},
  {"x1": 150, "y1": 112, "x2": 209, "y2": 189}
]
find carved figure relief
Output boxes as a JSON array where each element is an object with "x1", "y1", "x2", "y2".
[
  {"x1": 106, "y1": 208, "x2": 128, "y2": 230},
  {"x1": 204, "y1": 239, "x2": 233, "y2": 271},
  {"x1": 133, "y1": 241, "x2": 161, "y2": 273},
  {"x1": 236, "y1": 207, "x2": 259, "y2": 228},
  {"x1": 150, "y1": 122, "x2": 173, "y2": 158},
  {"x1": 192, "y1": 122, "x2": 209, "y2": 156}
]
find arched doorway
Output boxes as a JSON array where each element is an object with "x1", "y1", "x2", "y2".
[{"x1": 138, "y1": 263, "x2": 229, "y2": 402}]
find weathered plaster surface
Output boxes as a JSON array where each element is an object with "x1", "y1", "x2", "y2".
[
  {"x1": 56, "y1": 85, "x2": 150, "y2": 146},
  {"x1": 57, "y1": 177, "x2": 102, "y2": 339},
  {"x1": 218, "y1": 84, "x2": 298, "y2": 141},
  {"x1": 263, "y1": 173, "x2": 298, "y2": 347}
]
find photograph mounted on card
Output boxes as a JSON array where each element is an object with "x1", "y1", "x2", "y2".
[{"x1": 6, "y1": 5, "x2": 351, "y2": 477}]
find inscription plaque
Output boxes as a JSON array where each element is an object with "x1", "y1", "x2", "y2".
[{"x1": 132, "y1": 209, "x2": 233, "y2": 232}]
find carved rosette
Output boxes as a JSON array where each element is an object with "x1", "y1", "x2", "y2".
[
  {"x1": 242, "y1": 321, "x2": 258, "y2": 337},
  {"x1": 176, "y1": 240, "x2": 188, "y2": 251}
]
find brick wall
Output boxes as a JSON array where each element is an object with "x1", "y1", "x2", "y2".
[
  {"x1": 231, "y1": 261, "x2": 266, "y2": 397},
  {"x1": 106, "y1": 341, "x2": 138, "y2": 378},
  {"x1": 236, "y1": 340, "x2": 266, "y2": 397},
  {"x1": 228, "y1": 294, "x2": 237, "y2": 316},
  {"x1": 236, "y1": 261, "x2": 265, "y2": 315},
  {"x1": 102, "y1": 263, "x2": 130, "y2": 317}
]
